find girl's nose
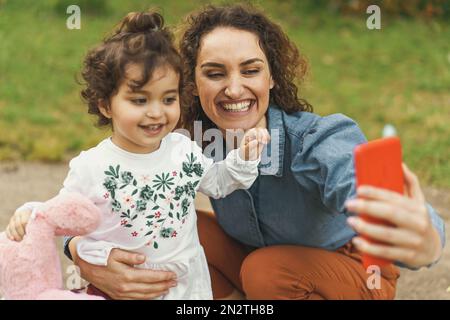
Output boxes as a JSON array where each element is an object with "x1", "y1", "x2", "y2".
[{"x1": 145, "y1": 103, "x2": 164, "y2": 118}]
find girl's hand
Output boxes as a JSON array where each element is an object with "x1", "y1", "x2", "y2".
[
  {"x1": 345, "y1": 163, "x2": 442, "y2": 269},
  {"x1": 5, "y1": 208, "x2": 32, "y2": 241},
  {"x1": 70, "y1": 237, "x2": 177, "y2": 300},
  {"x1": 239, "y1": 128, "x2": 270, "y2": 161}
]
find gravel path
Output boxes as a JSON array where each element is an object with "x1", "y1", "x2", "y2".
[{"x1": 0, "y1": 162, "x2": 449, "y2": 299}]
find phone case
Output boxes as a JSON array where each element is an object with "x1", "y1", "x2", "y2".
[{"x1": 354, "y1": 136, "x2": 404, "y2": 269}]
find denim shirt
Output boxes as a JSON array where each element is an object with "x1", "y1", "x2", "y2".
[
  {"x1": 64, "y1": 105, "x2": 445, "y2": 269},
  {"x1": 209, "y1": 105, "x2": 446, "y2": 268}
]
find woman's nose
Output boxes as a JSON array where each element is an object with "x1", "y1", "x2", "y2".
[{"x1": 224, "y1": 76, "x2": 244, "y2": 99}]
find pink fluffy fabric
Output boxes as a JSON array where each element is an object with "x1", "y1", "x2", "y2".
[{"x1": 0, "y1": 193, "x2": 104, "y2": 300}]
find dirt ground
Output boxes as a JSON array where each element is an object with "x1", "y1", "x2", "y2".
[{"x1": 0, "y1": 162, "x2": 449, "y2": 299}]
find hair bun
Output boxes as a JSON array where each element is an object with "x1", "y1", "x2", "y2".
[{"x1": 118, "y1": 11, "x2": 164, "y2": 34}]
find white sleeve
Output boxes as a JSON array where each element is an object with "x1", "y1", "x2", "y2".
[
  {"x1": 198, "y1": 148, "x2": 260, "y2": 199},
  {"x1": 76, "y1": 239, "x2": 117, "y2": 266}
]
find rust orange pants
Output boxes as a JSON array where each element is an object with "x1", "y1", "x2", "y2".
[{"x1": 197, "y1": 210, "x2": 400, "y2": 300}]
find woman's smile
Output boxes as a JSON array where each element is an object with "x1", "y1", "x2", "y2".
[{"x1": 218, "y1": 99, "x2": 254, "y2": 113}]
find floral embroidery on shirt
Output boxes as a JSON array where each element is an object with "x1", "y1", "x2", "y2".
[{"x1": 102, "y1": 153, "x2": 203, "y2": 249}]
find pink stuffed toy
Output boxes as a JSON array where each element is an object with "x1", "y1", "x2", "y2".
[{"x1": 0, "y1": 192, "x2": 104, "y2": 300}]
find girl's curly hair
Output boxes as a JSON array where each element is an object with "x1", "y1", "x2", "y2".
[
  {"x1": 179, "y1": 3, "x2": 313, "y2": 136},
  {"x1": 80, "y1": 10, "x2": 182, "y2": 127}
]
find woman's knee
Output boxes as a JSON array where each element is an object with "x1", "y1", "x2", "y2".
[{"x1": 240, "y1": 246, "x2": 307, "y2": 299}]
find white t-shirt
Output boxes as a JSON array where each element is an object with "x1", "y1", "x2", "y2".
[{"x1": 22, "y1": 132, "x2": 260, "y2": 299}]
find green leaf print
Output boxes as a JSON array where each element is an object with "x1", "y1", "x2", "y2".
[
  {"x1": 140, "y1": 185, "x2": 154, "y2": 201},
  {"x1": 120, "y1": 210, "x2": 130, "y2": 219},
  {"x1": 106, "y1": 165, "x2": 120, "y2": 178},
  {"x1": 175, "y1": 186, "x2": 184, "y2": 198},
  {"x1": 136, "y1": 200, "x2": 147, "y2": 212},
  {"x1": 160, "y1": 227, "x2": 175, "y2": 238},
  {"x1": 102, "y1": 163, "x2": 188, "y2": 250},
  {"x1": 103, "y1": 177, "x2": 118, "y2": 195},
  {"x1": 152, "y1": 173, "x2": 174, "y2": 192},
  {"x1": 182, "y1": 153, "x2": 203, "y2": 177},
  {"x1": 120, "y1": 171, "x2": 134, "y2": 184},
  {"x1": 111, "y1": 199, "x2": 121, "y2": 212}
]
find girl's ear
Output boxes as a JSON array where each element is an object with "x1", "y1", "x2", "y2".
[
  {"x1": 98, "y1": 99, "x2": 112, "y2": 119},
  {"x1": 269, "y1": 75, "x2": 275, "y2": 90}
]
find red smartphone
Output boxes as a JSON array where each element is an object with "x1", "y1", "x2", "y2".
[{"x1": 354, "y1": 136, "x2": 404, "y2": 269}]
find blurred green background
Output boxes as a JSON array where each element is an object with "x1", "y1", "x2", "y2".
[{"x1": 0, "y1": 0, "x2": 449, "y2": 187}]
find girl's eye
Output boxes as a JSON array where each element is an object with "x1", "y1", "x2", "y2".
[
  {"x1": 163, "y1": 96, "x2": 178, "y2": 105},
  {"x1": 243, "y1": 69, "x2": 260, "y2": 75},
  {"x1": 131, "y1": 98, "x2": 147, "y2": 105}
]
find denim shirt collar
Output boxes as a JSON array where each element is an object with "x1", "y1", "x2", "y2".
[{"x1": 259, "y1": 105, "x2": 285, "y2": 177}]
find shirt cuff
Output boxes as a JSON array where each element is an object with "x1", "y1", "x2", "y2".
[
  {"x1": 227, "y1": 148, "x2": 261, "y2": 168},
  {"x1": 77, "y1": 240, "x2": 116, "y2": 266},
  {"x1": 424, "y1": 203, "x2": 446, "y2": 268}
]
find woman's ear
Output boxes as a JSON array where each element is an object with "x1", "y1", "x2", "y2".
[
  {"x1": 98, "y1": 99, "x2": 112, "y2": 119},
  {"x1": 192, "y1": 85, "x2": 199, "y2": 96},
  {"x1": 269, "y1": 76, "x2": 275, "y2": 90}
]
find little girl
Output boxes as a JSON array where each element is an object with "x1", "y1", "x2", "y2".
[{"x1": 5, "y1": 11, "x2": 269, "y2": 300}]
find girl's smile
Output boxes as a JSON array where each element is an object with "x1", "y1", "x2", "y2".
[{"x1": 139, "y1": 123, "x2": 166, "y2": 137}]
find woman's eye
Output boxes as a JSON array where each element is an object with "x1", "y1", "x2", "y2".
[
  {"x1": 243, "y1": 69, "x2": 260, "y2": 75},
  {"x1": 163, "y1": 96, "x2": 177, "y2": 105},
  {"x1": 131, "y1": 98, "x2": 147, "y2": 105},
  {"x1": 207, "y1": 73, "x2": 224, "y2": 79}
]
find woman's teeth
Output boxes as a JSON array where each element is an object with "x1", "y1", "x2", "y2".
[{"x1": 221, "y1": 101, "x2": 252, "y2": 112}]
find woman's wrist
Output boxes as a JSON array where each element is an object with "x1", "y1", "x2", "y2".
[
  {"x1": 429, "y1": 226, "x2": 443, "y2": 265},
  {"x1": 68, "y1": 236, "x2": 81, "y2": 266},
  {"x1": 68, "y1": 236, "x2": 96, "y2": 284}
]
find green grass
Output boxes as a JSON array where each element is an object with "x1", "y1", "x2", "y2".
[{"x1": 0, "y1": 0, "x2": 449, "y2": 187}]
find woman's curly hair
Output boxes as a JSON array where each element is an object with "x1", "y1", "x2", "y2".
[
  {"x1": 179, "y1": 3, "x2": 313, "y2": 136},
  {"x1": 80, "y1": 10, "x2": 182, "y2": 127}
]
